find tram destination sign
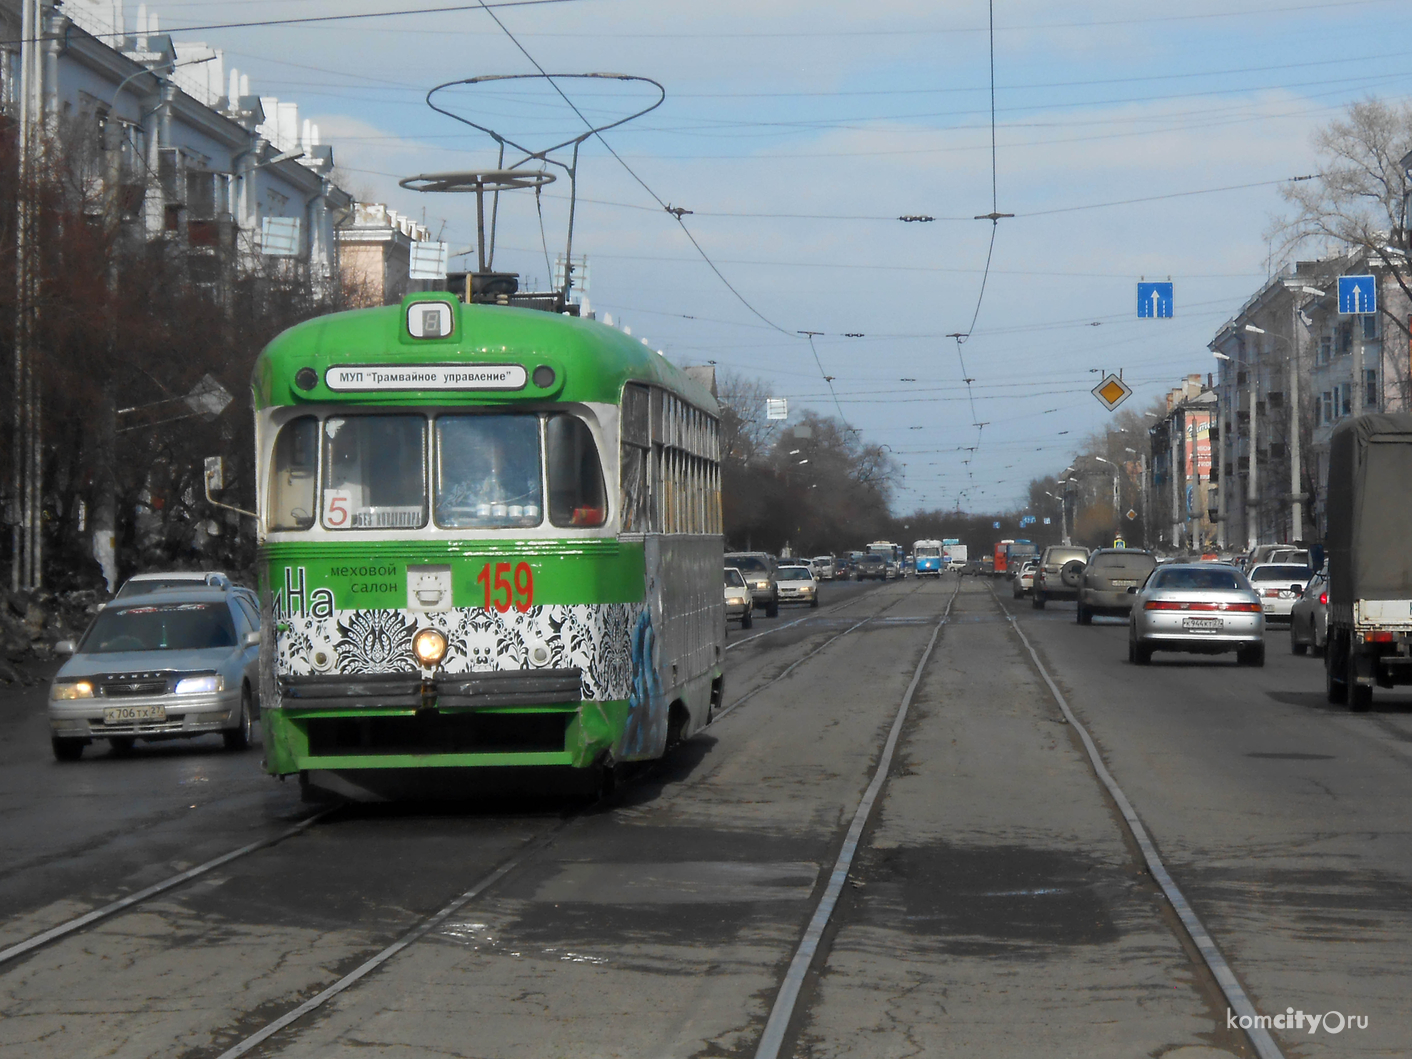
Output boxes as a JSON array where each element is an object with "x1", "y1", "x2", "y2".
[{"x1": 324, "y1": 364, "x2": 528, "y2": 391}]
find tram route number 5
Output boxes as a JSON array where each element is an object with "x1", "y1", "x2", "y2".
[
  {"x1": 323, "y1": 489, "x2": 352, "y2": 528},
  {"x1": 477, "y1": 562, "x2": 534, "y2": 613}
]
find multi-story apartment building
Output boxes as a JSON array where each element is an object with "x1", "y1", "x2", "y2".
[
  {"x1": 0, "y1": 0, "x2": 350, "y2": 293},
  {"x1": 1208, "y1": 250, "x2": 1410, "y2": 549},
  {"x1": 1147, "y1": 374, "x2": 1216, "y2": 551}
]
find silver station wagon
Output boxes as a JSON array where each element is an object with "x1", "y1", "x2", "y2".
[
  {"x1": 48, "y1": 587, "x2": 261, "y2": 760},
  {"x1": 1128, "y1": 563, "x2": 1265, "y2": 667}
]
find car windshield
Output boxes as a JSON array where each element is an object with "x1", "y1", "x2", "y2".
[
  {"x1": 724, "y1": 569, "x2": 745, "y2": 587},
  {"x1": 729, "y1": 556, "x2": 768, "y2": 573},
  {"x1": 777, "y1": 567, "x2": 811, "y2": 581},
  {"x1": 1091, "y1": 554, "x2": 1157, "y2": 575},
  {"x1": 79, "y1": 602, "x2": 236, "y2": 653},
  {"x1": 1151, "y1": 568, "x2": 1244, "y2": 591},
  {"x1": 1251, "y1": 565, "x2": 1313, "y2": 581}
]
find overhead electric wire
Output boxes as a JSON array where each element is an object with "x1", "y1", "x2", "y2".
[{"x1": 469, "y1": 1, "x2": 798, "y2": 333}]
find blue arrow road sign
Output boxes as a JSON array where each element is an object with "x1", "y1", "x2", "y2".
[
  {"x1": 1338, "y1": 275, "x2": 1377, "y2": 315},
  {"x1": 1137, "y1": 281, "x2": 1173, "y2": 318}
]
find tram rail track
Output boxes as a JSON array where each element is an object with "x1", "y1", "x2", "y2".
[
  {"x1": 1, "y1": 576, "x2": 959, "y2": 1058},
  {"x1": 724, "y1": 574, "x2": 898, "y2": 653},
  {"x1": 983, "y1": 580, "x2": 1283, "y2": 1059}
]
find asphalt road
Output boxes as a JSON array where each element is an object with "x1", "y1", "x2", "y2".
[{"x1": 0, "y1": 573, "x2": 1406, "y2": 1057}]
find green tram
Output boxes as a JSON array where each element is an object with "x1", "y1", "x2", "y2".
[{"x1": 253, "y1": 291, "x2": 724, "y2": 791}]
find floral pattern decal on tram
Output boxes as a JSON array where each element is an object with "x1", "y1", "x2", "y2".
[{"x1": 274, "y1": 602, "x2": 642, "y2": 702}]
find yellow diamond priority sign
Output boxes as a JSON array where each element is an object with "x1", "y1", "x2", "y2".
[{"x1": 1092, "y1": 373, "x2": 1132, "y2": 411}]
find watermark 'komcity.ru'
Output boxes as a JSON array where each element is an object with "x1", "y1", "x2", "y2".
[{"x1": 1229, "y1": 1008, "x2": 1369, "y2": 1034}]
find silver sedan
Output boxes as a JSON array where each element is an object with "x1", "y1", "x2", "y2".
[
  {"x1": 48, "y1": 587, "x2": 261, "y2": 760},
  {"x1": 1128, "y1": 563, "x2": 1265, "y2": 667}
]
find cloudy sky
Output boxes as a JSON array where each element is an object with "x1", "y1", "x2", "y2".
[{"x1": 155, "y1": 0, "x2": 1412, "y2": 512}]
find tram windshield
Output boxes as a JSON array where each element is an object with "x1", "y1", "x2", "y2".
[
  {"x1": 323, "y1": 416, "x2": 428, "y2": 529},
  {"x1": 435, "y1": 415, "x2": 543, "y2": 528},
  {"x1": 268, "y1": 411, "x2": 610, "y2": 533}
]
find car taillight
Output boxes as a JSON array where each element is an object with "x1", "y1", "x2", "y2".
[
  {"x1": 1263, "y1": 588, "x2": 1280, "y2": 597},
  {"x1": 1364, "y1": 631, "x2": 1395, "y2": 643},
  {"x1": 1144, "y1": 600, "x2": 1260, "y2": 612},
  {"x1": 1319, "y1": 592, "x2": 1327, "y2": 605}
]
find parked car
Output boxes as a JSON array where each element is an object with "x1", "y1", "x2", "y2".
[
  {"x1": 811, "y1": 555, "x2": 836, "y2": 580},
  {"x1": 1128, "y1": 563, "x2": 1265, "y2": 666},
  {"x1": 775, "y1": 565, "x2": 820, "y2": 608},
  {"x1": 1032, "y1": 545, "x2": 1089, "y2": 608},
  {"x1": 1289, "y1": 567, "x2": 1328, "y2": 656},
  {"x1": 48, "y1": 587, "x2": 262, "y2": 760},
  {"x1": 855, "y1": 554, "x2": 888, "y2": 581},
  {"x1": 1076, "y1": 549, "x2": 1158, "y2": 624},
  {"x1": 724, "y1": 552, "x2": 779, "y2": 617},
  {"x1": 1011, "y1": 559, "x2": 1039, "y2": 599},
  {"x1": 724, "y1": 567, "x2": 753, "y2": 629},
  {"x1": 1247, "y1": 562, "x2": 1315, "y2": 624}
]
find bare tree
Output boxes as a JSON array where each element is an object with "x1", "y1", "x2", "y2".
[{"x1": 1273, "y1": 97, "x2": 1412, "y2": 345}]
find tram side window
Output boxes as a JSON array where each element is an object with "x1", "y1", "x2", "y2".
[
  {"x1": 434, "y1": 415, "x2": 543, "y2": 529},
  {"x1": 547, "y1": 414, "x2": 607, "y2": 527},
  {"x1": 322, "y1": 416, "x2": 427, "y2": 530},
  {"x1": 268, "y1": 416, "x2": 318, "y2": 531},
  {"x1": 620, "y1": 384, "x2": 652, "y2": 533}
]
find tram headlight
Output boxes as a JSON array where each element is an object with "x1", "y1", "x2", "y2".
[
  {"x1": 413, "y1": 628, "x2": 448, "y2": 669},
  {"x1": 294, "y1": 367, "x2": 318, "y2": 391}
]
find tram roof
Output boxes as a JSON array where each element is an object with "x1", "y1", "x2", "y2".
[{"x1": 252, "y1": 293, "x2": 719, "y2": 414}]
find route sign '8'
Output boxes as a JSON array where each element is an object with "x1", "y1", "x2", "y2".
[{"x1": 1338, "y1": 275, "x2": 1377, "y2": 315}]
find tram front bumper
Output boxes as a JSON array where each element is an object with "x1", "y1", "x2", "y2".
[{"x1": 264, "y1": 667, "x2": 628, "y2": 774}]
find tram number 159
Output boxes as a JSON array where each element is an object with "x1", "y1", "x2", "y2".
[{"x1": 476, "y1": 562, "x2": 534, "y2": 613}]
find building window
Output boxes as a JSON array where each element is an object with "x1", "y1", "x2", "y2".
[
  {"x1": 1322, "y1": 391, "x2": 1333, "y2": 424},
  {"x1": 1338, "y1": 384, "x2": 1351, "y2": 417},
  {"x1": 1338, "y1": 322, "x2": 1353, "y2": 354},
  {"x1": 1366, "y1": 368, "x2": 1378, "y2": 410},
  {"x1": 1319, "y1": 335, "x2": 1332, "y2": 364},
  {"x1": 1362, "y1": 315, "x2": 1378, "y2": 340}
]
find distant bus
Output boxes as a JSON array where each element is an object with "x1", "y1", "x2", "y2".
[
  {"x1": 913, "y1": 539, "x2": 943, "y2": 577},
  {"x1": 992, "y1": 539, "x2": 1037, "y2": 577}
]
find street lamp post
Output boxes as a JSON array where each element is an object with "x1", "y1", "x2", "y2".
[
  {"x1": 1094, "y1": 456, "x2": 1122, "y2": 543},
  {"x1": 1243, "y1": 315, "x2": 1312, "y2": 544}
]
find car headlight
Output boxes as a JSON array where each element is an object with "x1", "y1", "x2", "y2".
[
  {"x1": 51, "y1": 680, "x2": 94, "y2": 700},
  {"x1": 755, "y1": 581, "x2": 769, "y2": 589},
  {"x1": 175, "y1": 674, "x2": 223, "y2": 695}
]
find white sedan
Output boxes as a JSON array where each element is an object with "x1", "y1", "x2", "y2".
[{"x1": 1246, "y1": 563, "x2": 1314, "y2": 623}]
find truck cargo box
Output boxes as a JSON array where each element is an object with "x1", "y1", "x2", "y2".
[{"x1": 1326, "y1": 413, "x2": 1412, "y2": 622}]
